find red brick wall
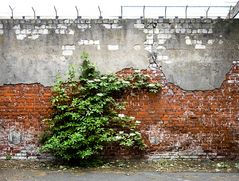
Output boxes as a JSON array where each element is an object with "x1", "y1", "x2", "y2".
[
  {"x1": 122, "y1": 62, "x2": 239, "y2": 159},
  {"x1": 0, "y1": 62, "x2": 238, "y2": 159},
  {"x1": 0, "y1": 84, "x2": 52, "y2": 159}
]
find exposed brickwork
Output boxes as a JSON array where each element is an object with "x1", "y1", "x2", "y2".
[
  {"x1": 0, "y1": 84, "x2": 52, "y2": 159},
  {"x1": 121, "y1": 62, "x2": 239, "y2": 159},
  {"x1": 0, "y1": 62, "x2": 238, "y2": 159}
]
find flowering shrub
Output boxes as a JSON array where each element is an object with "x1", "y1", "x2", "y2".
[{"x1": 40, "y1": 52, "x2": 160, "y2": 161}]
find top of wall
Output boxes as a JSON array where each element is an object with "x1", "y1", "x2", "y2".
[{"x1": 0, "y1": 17, "x2": 235, "y2": 24}]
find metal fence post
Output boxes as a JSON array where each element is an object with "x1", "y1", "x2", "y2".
[
  {"x1": 9, "y1": 5, "x2": 14, "y2": 19},
  {"x1": 75, "y1": 6, "x2": 80, "y2": 19},
  {"x1": 206, "y1": 6, "x2": 210, "y2": 18},
  {"x1": 165, "y1": 6, "x2": 167, "y2": 18},
  {"x1": 121, "y1": 6, "x2": 123, "y2": 18},
  {"x1": 98, "y1": 6, "x2": 102, "y2": 18},
  {"x1": 185, "y1": 5, "x2": 188, "y2": 19},
  {"x1": 143, "y1": 5, "x2": 145, "y2": 18},
  {"x1": 54, "y1": 6, "x2": 58, "y2": 19},
  {"x1": 228, "y1": 6, "x2": 232, "y2": 19},
  {"x1": 32, "y1": 7, "x2": 36, "y2": 19}
]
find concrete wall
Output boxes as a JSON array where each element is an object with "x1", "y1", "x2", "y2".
[
  {"x1": 0, "y1": 18, "x2": 239, "y2": 160},
  {"x1": 0, "y1": 18, "x2": 239, "y2": 90}
]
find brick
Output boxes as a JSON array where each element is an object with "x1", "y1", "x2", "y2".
[{"x1": 0, "y1": 64, "x2": 239, "y2": 159}]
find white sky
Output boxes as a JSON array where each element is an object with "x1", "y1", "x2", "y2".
[{"x1": 0, "y1": 0, "x2": 238, "y2": 18}]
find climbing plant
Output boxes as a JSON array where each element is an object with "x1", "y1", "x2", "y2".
[{"x1": 40, "y1": 52, "x2": 160, "y2": 161}]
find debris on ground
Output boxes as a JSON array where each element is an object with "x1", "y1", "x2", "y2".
[{"x1": 0, "y1": 159, "x2": 239, "y2": 173}]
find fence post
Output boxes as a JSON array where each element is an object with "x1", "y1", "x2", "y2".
[
  {"x1": 206, "y1": 6, "x2": 210, "y2": 18},
  {"x1": 32, "y1": 7, "x2": 36, "y2": 19},
  {"x1": 228, "y1": 6, "x2": 232, "y2": 19},
  {"x1": 185, "y1": 5, "x2": 188, "y2": 19},
  {"x1": 143, "y1": 5, "x2": 145, "y2": 18},
  {"x1": 9, "y1": 5, "x2": 14, "y2": 19},
  {"x1": 165, "y1": 6, "x2": 167, "y2": 18},
  {"x1": 98, "y1": 6, "x2": 102, "y2": 19},
  {"x1": 121, "y1": 6, "x2": 123, "y2": 18},
  {"x1": 75, "y1": 6, "x2": 81, "y2": 19},
  {"x1": 54, "y1": 6, "x2": 58, "y2": 19}
]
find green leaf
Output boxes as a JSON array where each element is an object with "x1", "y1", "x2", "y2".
[{"x1": 41, "y1": 52, "x2": 160, "y2": 162}]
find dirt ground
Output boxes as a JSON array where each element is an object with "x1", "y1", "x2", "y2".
[
  {"x1": 1, "y1": 159, "x2": 239, "y2": 172},
  {"x1": 0, "y1": 159, "x2": 239, "y2": 181}
]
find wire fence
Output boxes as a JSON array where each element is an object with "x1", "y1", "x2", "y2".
[
  {"x1": 121, "y1": 6, "x2": 234, "y2": 19},
  {"x1": 0, "y1": 5, "x2": 236, "y2": 19}
]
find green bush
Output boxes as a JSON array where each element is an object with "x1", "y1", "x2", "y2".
[{"x1": 40, "y1": 52, "x2": 160, "y2": 161}]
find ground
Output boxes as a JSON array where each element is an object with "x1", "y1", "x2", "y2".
[{"x1": 0, "y1": 159, "x2": 239, "y2": 181}]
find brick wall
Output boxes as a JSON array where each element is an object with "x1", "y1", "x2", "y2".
[
  {"x1": 122, "y1": 61, "x2": 239, "y2": 159},
  {"x1": 0, "y1": 84, "x2": 51, "y2": 159},
  {"x1": 0, "y1": 61, "x2": 238, "y2": 159}
]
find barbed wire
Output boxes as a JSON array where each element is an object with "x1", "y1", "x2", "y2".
[{"x1": 0, "y1": 5, "x2": 235, "y2": 19}]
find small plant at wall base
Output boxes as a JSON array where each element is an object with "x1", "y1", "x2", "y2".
[
  {"x1": 5, "y1": 154, "x2": 12, "y2": 160},
  {"x1": 40, "y1": 52, "x2": 161, "y2": 162}
]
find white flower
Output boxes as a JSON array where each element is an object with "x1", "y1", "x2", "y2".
[
  {"x1": 148, "y1": 83, "x2": 155, "y2": 87},
  {"x1": 122, "y1": 80, "x2": 130, "y2": 84},
  {"x1": 115, "y1": 136, "x2": 121, "y2": 140},
  {"x1": 96, "y1": 93, "x2": 104, "y2": 96},
  {"x1": 101, "y1": 76, "x2": 107, "y2": 80},
  {"x1": 118, "y1": 114, "x2": 125, "y2": 118},
  {"x1": 119, "y1": 131, "x2": 124, "y2": 134},
  {"x1": 135, "y1": 120, "x2": 141, "y2": 124}
]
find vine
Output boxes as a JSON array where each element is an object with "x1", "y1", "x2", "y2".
[{"x1": 40, "y1": 52, "x2": 160, "y2": 161}]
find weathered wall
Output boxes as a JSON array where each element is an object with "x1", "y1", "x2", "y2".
[
  {"x1": 0, "y1": 18, "x2": 239, "y2": 90},
  {"x1": 121, "y1": 63, "x2": 239, "y2": 159},
  {"x1": 0, "y1": 84, "x2": 51, "y2": 159},
  {"x1": 0, "y1": 18, "x2": 239, "y2": 159},
  {"x1": 0, "y1": 62, "x2": 238, "y2": 159},
  {"x1": 0, "y1": 19, "x2": 148, "y2": 87}
]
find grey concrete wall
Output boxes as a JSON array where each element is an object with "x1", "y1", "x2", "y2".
[{"x1": 0, "y1": 18, "x2": 239, "y2": 90}]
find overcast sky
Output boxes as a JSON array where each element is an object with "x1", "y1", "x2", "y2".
[{"x1": 0, "y1": 0, "x2": 238, "y2": 18}]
